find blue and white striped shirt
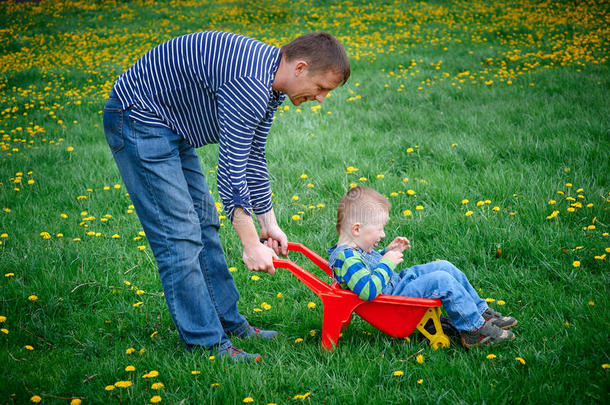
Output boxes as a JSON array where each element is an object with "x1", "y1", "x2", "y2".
[{"x1": 112, "y1": 31, "x2": 285, "y2": 221}]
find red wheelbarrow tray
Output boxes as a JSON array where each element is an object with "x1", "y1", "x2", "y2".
[{"x1": 272, "y1": 242, "x2": 451, "y2": 350}]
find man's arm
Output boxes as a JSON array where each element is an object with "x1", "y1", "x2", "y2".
[{"x1": 232, "y1": 208, "x2": 277, "y2": 274}]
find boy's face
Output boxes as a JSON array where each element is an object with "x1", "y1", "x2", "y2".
[{"x1": 353, "y1": 210, "x2": 389, "y2": 253}]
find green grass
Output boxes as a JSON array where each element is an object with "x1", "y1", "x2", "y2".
[{"x1": 1, "y1": 0, "x2": 609, "y2": 403}]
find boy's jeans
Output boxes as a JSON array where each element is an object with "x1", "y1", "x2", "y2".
[
  {"x1": 103, "y1": 90, "x2": 246, "y2": 350},
  {"x1": 382, "y1": 260, "x2": 487, "y2": 331}
]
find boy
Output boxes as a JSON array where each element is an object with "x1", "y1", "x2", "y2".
[{"x1": 328, "y1": 186, "x2": 517, "y2": 347}]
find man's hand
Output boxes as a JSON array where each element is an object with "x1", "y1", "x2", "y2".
[
  {"x1": 385, "y1": 236, "x2": 411, "y2": 253},
  {"x1": 257, "y1": 209, "x2": 288, "y2": 256},
  {"x1": 260, "y1": 225, "x2": 288, "y2": 257},
  {"x1": 382, "y1": 249, "x2": 404, "y2": 266},
  {"x1": 243, "y1": 243, "x2": 277, "y2": 275}
]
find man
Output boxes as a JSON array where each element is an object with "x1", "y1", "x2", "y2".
[{"x1": 102, "y1": 31, "x2": 349, "y2": 361}]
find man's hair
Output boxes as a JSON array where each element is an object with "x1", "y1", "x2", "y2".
[
  {"x1": 336, "y1": 186, "x2": 390, "y2": 234},
  {"x1": 280, "y1": 32, "x2": 350, "y2": 85}
]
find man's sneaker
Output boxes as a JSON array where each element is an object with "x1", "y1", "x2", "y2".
[
  {"x1": 230, "y1": 325, "x2": 278, "y2": 340},
  {"x1": 482, "y1": 308, "x2": 518, "y2": 330},
  {"x1": 215, "y1": 345, "x2": 261, "y2": 363},
  {"x1": 461, "y1": 319, "x2": 515, "y2": 347}
]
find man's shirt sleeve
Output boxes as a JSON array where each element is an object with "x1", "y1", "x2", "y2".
[
  {"x1": 332, "y1": 249, "x2": 397, "y2": 301},
  {"x1": 216, "y1": 76, "x2": 271, "y2": 221},
  {"x1": 246, "y1": 115, "x2": 274, "y2": 216}
]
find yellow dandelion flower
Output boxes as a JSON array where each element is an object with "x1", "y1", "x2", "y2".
[
  {"x1": 125, "y1": 365, "x2": 135, "y2": 372},
  {"x1": 307, "y1": 302, "x2": 316, "y2": 309},
  {"x1": 417, "y1": 379, "x2": 424, "y2": 384},
  {"x1": 461, "y1": 199, "x2": 469, "y2": 204},
  {"x1": 486, "y1": 354, "x2": 497, "y2": 359},
  {"x1": 588, "y1": 301, "x2": 594, "y2": 306},
  {"x1": 114, "y1": 380, "x2": 132, "y2": 388},
  {"x1": 548, "y1": 200, "x2": 556, "y2": 205},
  {"x1": 515, "y1": 357, "x2": 526, "y2": 365},
  {"x1": 403, "y1": 209, "x2": 412, "y2": 216},
  {"x1": 407, "y1": 189, "x2": 415, "y2": 195},
  {"x1": 277, "y1": 292, "x2": 283, "y2": 298},
  {"x1": 497, "y1": 300, "x2": 506, "y2": 305},
  {"x1": 485, "y1": 298, "x2": 495, "y2": 303},
  {"x1": 292, "y1": 215, "x2": 301, "y2": 221},
  {"x1": 5, "y1": 273, "x2": 14, "y2": 277},
  {"x1": 572, "y1": 261, "x2": 580, "y2": 267},
  {"x1": 192, "y1": 371, "x2": 201, "y2": 375},
  {"x1": 358, "y1": 177, "x2": 367, "y2": 182},
  {"x1": 67, "y1": 146, "x2": 74, "y2": 152},
  {"x1": 150, "y1": 395, "x2": 162, "y2": 403},
  {"x1": 415, "y1": 205, "x2": 423, "y2": 210},
  {"x1": 393, "y1": 370, "x2": 404, "y2": 376},
  {"x1": 416, "y1": 354, "x2": 424, "y2": 364},
  {"x1": 28, "y1": 295, "x2": 38, "y2": 301},
  {"x1": 300, "y1": 174, "x2": 308, "y2": 179},
  {"x1": 292, "y1": 195, "x2": 299, "y2": 201},
  {"x1": 126, "y1": 347, "x2": 135, "y2": 354},
  {"x1": 0, "y1": 316, "x2": 6, "y2": 322},
  {"x1": 476, "y1": 201, "x2": 484, "y2": 207},
  {"x1": 294, "y1": 338, "x2": 303, "y2": 343},
  {"x1": 30, "y1": 396, "x2": 42, "y2": 403},
  {"x1": 105, "y1": 385, "x2": 115, "y2": 391},
  {"x1": 251, "y1": 275, "x2": 260, "y2": 281},
  {"x1": 138, "y1": 246, "x2": 146, "y2": 251},
  {"x1": 25, "y1": 345, "x2": 34, "y2": 350},
  {"x1": 243, "y1": 398, "x2": 254, "y2": 403},
  {"x1": 150, "y1": 331, "x2": 158, "y2": 339},
  {"x1": 492, "y1": 206, "x2": 500, "y2": 212},
  {"x1": 71, "y1": 399, "x2": 82, "y2": 405},
  {"x1": 376, "y1": 174, "x2": 385, "y2": 179},
  {"x1": 465, "y1": 211, "x2": 473, "y2": 217},
  {"x1": 114, "y1": 184, "x2": 121, "y2": 189},
  {"x1": 1, "y1": 328, "x2": 8, "y2": 334},
  {"x1": 602, "y1": 364, "x2": 610, "y2": 369},
  {"x1": 310, "y1": 330, "x2": 316, "y2": 336}
]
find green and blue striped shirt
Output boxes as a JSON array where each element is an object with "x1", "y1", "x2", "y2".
[{"x1": 328, "y1": 245, "x2": 397, "y2": 301}]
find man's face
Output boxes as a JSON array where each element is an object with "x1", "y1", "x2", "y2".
[{"x1": 285, "y1": 63, "x2": 343, "y2": 106}]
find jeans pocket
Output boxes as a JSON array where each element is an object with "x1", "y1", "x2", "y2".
[
  {"x1": 132, "y1": 120, "x2": 176, "y2": 161},
  {"x1": 103, "y1": 106, "x2": 125, "y2": 153}
]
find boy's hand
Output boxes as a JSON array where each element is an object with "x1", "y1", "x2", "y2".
[
  {"x1": 382, "y1": 249, "x2": 404, "y2": 266},
  {"x1": 385, "y1": 237, "x2": 411, "y2": 253}
]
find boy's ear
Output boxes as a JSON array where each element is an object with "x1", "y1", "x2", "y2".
[{"x1": 351, "y1": 222, "x2": 361, "y2": 236}]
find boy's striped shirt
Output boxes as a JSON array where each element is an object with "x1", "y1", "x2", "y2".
[
  {"x1": 331, "y1": 248, "x2": 397, "y2": 301},
  {"x1": 112, "y1": 31, "x2": 285, "y2": 221}
]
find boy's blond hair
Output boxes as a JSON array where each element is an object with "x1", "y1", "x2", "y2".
[{"x1": 336, "y1": 186, "x2": 390, "y2": 234}]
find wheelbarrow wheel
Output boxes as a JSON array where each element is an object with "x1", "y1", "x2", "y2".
[{"x1": 429, "y1": 335, "x2": 450, "y2": 350}]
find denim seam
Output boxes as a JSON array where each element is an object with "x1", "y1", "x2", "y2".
[{"x1": 131, "y1": 117, "x2": 188, "y2": 345}]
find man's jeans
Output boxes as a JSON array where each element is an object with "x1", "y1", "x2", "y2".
[
  {"x1": 382, "y1": 260, "x2": 488, "y2": 331},
  {"x1": 103, "y1": 90, "x2": 246, "y2": 350}
]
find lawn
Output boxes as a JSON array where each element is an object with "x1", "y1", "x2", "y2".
[{"x1": 0, "y1": 0, "x2": 609, "y2": 404}]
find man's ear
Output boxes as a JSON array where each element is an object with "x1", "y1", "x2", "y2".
[
  {"x1": 294, "y1": 60, "x2": 309, "y2": 76},
  {"x1": 351, "y1": 222, "x2": 361, "y2": 236}
]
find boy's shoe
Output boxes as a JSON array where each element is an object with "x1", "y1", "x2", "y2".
[
  {"x1": 461, "y1": 319, "x2": 515, "y2": 347},
  {"x1": 229, "y1": 325, "x2": 278, "y2": 340},
  {"x1": 215, "y1": 345, "x2": 261, "y2": 363},
  {"x1": 482, "y1": 308, "x2": 518, "y2": 330}
]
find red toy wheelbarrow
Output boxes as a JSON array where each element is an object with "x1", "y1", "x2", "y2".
[{"x1": 272, "y1": 242, "x2": 450, "y2": 351}]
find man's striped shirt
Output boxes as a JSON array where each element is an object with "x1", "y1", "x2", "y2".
[
  {"x1": 328, "y1": 245, "x2": 397, "y2": 301},
  {"x1": 112, "y1": 31, "x2": 285, "y2": 221}
]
